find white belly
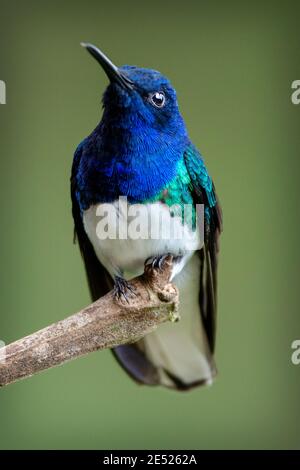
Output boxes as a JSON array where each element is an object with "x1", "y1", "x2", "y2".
[
  {"x1": 83, "y1": 200, "x2": 214, "y2": 387},
  {"x1": 83, "y1": 200, "x2": 202, "y2": 280}
]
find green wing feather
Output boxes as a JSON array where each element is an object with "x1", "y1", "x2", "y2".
[{"x1": 184, "y1": 144, "x2": 222, "y2": 352}]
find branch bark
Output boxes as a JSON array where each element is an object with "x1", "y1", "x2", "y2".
[{"x1": 0, "y1": 257, "x2": 179, "y2": 387}]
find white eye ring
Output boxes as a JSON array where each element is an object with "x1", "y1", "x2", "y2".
[{"x1": 149, "y1": 91, "x2": 166, "y2": 108}]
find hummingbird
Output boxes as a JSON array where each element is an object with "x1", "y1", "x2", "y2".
[{"x1": 71, "y1": 43, "x2": 222, "y2": 390}]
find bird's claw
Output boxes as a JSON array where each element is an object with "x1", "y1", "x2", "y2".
[
  {"x1": 113, "y1": 276, "x2": 137, "y2": 303},
  {"x1": 145, "y1": 253, "x2": 172, "y2": 271}
]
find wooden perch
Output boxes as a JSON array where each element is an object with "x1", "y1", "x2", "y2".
[{"x1": 0, "y1": 256, "x2": 179, "y2": 387}]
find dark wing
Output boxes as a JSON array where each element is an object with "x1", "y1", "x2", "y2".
[
  {"x1": 70, "y1": 142, "x2": 159, "y2": 386},
  {"x1": 71, "y1": 142, "x2": 112, "y2": 300},
  {"x1": 184, "y1": 145, "x2": 222, "y2": 352}
]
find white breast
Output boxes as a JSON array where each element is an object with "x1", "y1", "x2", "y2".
[
  {"x1": 83, "y1": 200, "x2": 202, "y2": 280},
  {"x1": 83, "y1": 200, "x2": 214, "y2": 387}
]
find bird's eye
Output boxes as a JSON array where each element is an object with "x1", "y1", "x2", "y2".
[{"x1": 149, "y1": 91, "x2": 166, "y2": 108}]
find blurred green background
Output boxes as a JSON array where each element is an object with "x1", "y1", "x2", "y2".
[{"x1": 0, "y1": 0, "x2": 300, "y2": 450}]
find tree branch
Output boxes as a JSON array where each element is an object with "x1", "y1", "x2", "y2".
[{"x1": 0, "y1": 256, "x2": 179, "y2": 387}]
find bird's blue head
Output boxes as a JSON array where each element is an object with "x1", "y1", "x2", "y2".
[
  {"x1": 81, "y1": 43, "x2": 188, "y2": 154},
  {"x1": 103, "y1": 65, "x2": 183, "y2": 135},
  {"x1": 79, "y1": 43, "x2": 190, "y2": 203}
]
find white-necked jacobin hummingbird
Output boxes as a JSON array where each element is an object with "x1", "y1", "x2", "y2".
[{"x1": 71, "y1": 43, "x2": 222, "y2": 390}]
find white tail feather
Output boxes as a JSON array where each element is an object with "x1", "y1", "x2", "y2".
[{"x1": 141, "y1": 255, "x2": 216, "y2": 387}]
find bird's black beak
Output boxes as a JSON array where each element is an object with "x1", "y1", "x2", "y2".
[{"x1": 81, "y1": 43, "x2": 134, "y2": 91}]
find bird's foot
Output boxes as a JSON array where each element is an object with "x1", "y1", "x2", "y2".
[
  {"x1": 145, "y1": 253, "x2": 173, "y2": 271},
  {"x1": 145, "y1": 254, "x2": 181, "y2": 322},
  {"x1": 113, "y1": 276, "x2": 137, "y2": 303}
]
